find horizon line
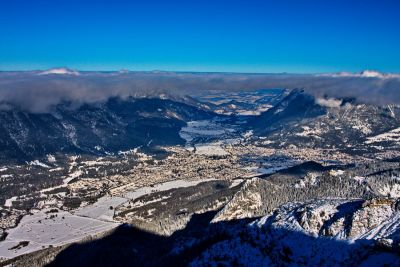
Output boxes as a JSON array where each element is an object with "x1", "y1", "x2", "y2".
[{"x1": 0, "y1": 67, "x2": 397, "y2": 76}]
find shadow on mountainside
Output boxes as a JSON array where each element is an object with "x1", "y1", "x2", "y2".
[
  {"x1": 45, "y1": 210, "x2": 400, "y2": 267},
  {"x1": 47, "y1": 210, "x2": 239, "y2": 267}
]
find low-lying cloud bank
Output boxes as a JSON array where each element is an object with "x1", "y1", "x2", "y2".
[{"x1": 0, "y1": 69, "x2": 399, "y2": 113}]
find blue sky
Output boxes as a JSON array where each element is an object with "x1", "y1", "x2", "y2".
[{"x1": 0, "y1": 0, "x2": 399, "y2": 73}]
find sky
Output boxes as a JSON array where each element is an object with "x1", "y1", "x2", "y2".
[{"x1": 0, "y1": 0, "x2": 399, "y2": 73}]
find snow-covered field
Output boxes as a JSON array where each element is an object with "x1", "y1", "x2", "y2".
[
  {"x1": 0, "y1": 178, "x2": 218, "y2": 259},
  {"x1": 179, "y1": 119, "x2": 238, "y2": 156},
  {"x1": 0, "y1": 209, "x2": 119, "y2": 259},
  {"x1": 74, "y1": 196, "x2": 127, "y2": 221}
]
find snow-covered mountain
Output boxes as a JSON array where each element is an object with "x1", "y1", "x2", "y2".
[
  {"x1": 0, "y1": 97, "x2": 215, "y2": 162},
  {"x1": 248, "y1": 89, "x2": 400, "y2": 153},
  {"x1": 192, "y1": 197, "x2": 400, "y2": 266},
  {"x1": 39, "y1": 68, "x2": 80, "y2": 76}
]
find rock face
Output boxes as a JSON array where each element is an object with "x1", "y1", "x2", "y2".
[
  {"x1": 0, "y1": 97, "x2": 215, "y2": 162},
  {"x1": 265, "y1": 198, "x2": 400, "y2": 240},
  {"x1": 349, "y1": 198, "x2": 400, "y2": 239}
]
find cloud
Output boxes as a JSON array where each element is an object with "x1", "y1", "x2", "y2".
[
  {"x1": 0, "y1": 70, "x2": 399, "y2": 113},
  {"x1": 315, "y1": 98, "x2": 343, "y2": 108},
  {"x1": 317, "y1": 70, "x2": 400, "y2": 79}
]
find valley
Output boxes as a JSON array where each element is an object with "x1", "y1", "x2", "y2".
[
  {"x1": 0, "y1": 86, "x2": 399, "y2": 266},
  {"x1": 2, "y1": 1, "x2": 399, "y2": 265}
]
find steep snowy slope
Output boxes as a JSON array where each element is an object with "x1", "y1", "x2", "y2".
[{"x1": 193, "y1": 198, "x2": 400, "y2": 267}]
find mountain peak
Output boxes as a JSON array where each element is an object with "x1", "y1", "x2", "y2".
[
  {"x1": 39, "y1": 68, "x2": 80, "y2": 76},
  {"x1": 359, "y1": 70, "x2": 384, "y2": 78}
]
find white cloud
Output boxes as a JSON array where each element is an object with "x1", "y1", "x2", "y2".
[
  {"x1": 315, "y1": 97, "x2": 342, "y2": 108},
  {"x1": 317, "y1": 70, "x2": 400, "y2": 79}
]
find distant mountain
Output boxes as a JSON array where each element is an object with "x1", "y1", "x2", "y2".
[
  {"x1": 247, "y1": 89, "x2": 326, "y2": 132},
  {"x1": 0, "y1": 97, "x2": 215, "y2": 162},
  {"x1": 248, "y1": 89, "x2": 400, "y2": 152},
  {"x1": 39, "y1": 68, "x2": 80, "y2": 76}
]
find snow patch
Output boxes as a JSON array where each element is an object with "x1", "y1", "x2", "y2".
[
  {"x1": 27, "y1": 160, "x2": 51, "y2": 168},
  {"x1": 366, "y1": 127, "x2": 400, "y2": 144}
]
